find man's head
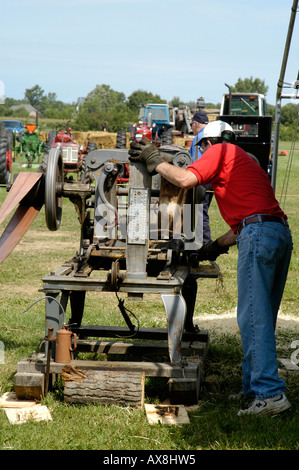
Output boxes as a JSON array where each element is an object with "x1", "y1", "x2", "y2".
[
  {"x1": 196, "y1": 120, "x2": 235, "y2": 152},
  {"x1": 191, "y1": 111, "x2": 209, "y2": 135}
]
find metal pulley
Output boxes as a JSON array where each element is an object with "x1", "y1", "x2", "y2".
[
  {"x1": 172, "y1": 150, "x2": 193, "y2": 168},
  {"x1": 45, "y1": 147, "x2": 64, "y2": 231}
]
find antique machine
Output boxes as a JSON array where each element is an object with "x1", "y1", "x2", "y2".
[{"x1": 0, "y1": 145, "x2": 219, "y2": 404}]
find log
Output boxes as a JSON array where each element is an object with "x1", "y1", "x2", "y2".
[{"x1": 64, "y1": 369, "x2": 145, "y2": 407}]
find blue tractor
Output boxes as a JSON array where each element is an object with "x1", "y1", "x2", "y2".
[{"x1": 134, "y1": 103, "x2": 192, "y2": 145}]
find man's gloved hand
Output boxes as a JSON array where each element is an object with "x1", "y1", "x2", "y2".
[
  {"x1": 128, "y1": 140, "x2": 163, "y2": 174},
  {"x1": 196, "y1": 240, "x2": 229, "y2": 262}
]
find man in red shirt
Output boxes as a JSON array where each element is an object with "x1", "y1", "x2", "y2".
[{"x1": 129, "y1": 121, "x2": 293, "y2": 416}]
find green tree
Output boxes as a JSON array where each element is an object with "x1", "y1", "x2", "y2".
[
  {"x1": 74, "y1": 84, "x2": 133, "y2": 131},
  {"x1": 231, "y1": 76, "x2": 269, "y2": 95},
  {"x1": 85, "y1": 84, "x2": 126, "y2": 112},
  {"x1": 24, "y1": 84, "x2": 47, "y2": 112},
  {"x1": 127, "y1": 90, "x2": 165, "y2": 112},
  {"x1": 281, "y1": 102, "x2": 299, "y2": 126}
]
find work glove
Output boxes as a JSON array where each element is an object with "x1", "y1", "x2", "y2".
[
  {"x1": 196, "y1": 240, "x2": 229, "y2": 262},
  {"x1": 128, "y1": 140, "x2": 163, "y2": 174}
]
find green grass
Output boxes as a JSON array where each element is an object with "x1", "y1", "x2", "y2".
[{"x1": 0, "y1": 144, "x2": 298, "y2": 450}]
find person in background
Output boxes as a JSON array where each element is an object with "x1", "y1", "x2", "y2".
[{"x1": 189, "y1": 111, "x2": 213, "y2": 244}]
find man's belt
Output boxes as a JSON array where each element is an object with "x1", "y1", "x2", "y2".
[{"x1": 238, "y1": 214, "x2": 289, "y2": 234}]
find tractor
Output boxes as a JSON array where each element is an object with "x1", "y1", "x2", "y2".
[
  {"x1": 116, "y1": 104, "x2": 193, "y2": 150},
  {"x1": 0, "y1": 127, "x2": 13, "y2": 185},
  {"x1": 40, "y1": 123, "x2": 97, "y2": 183},
  {"x1": 134, "y1": 103, "x2": 193, "y2": 144},
  {"x1": 14, "y1": 124, "x2": 45, "y2": 167},
  {"x1": 218, "y1": 86, "x2": 272, "y2": 176}
]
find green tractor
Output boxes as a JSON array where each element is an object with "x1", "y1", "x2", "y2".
[{"x1": 14, "y1": 124, "x2": 45, "y2": 167}]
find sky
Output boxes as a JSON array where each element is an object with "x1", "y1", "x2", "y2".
[{"x1": 1, "y1": 0, "x2": 298, "y2": 107}]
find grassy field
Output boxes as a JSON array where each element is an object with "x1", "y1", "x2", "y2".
[{"x1": 0, "y1": 143, "x2": 298, "y2": 451}]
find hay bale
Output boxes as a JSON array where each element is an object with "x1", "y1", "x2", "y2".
[{"x1": 72, "y1": 131, "x2": 118, "y2": 149}]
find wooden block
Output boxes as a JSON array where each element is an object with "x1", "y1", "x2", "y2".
[
  {"x1": 64, "y1": 369, "x2": 145, "y2": 407},
  {"x1": 13, "y1": 372, "x2": 45, "y2": 400},
  {"x1": 144, "y1": 403, "x2": 190, "y2": 425},
  {"x1": 0, "y1": 392, "x2": 36, "y2": 408}
]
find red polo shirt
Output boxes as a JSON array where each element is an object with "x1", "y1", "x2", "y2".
[{"x1": 187, "y1": 143, "x2": 286, "y2": 233}]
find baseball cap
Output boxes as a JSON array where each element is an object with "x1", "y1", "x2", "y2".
[{"x1": 191, "y1": 111, "x2": 209, "y2": 124}]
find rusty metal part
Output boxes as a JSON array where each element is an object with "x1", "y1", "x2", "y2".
[
  {"x1": 110, "y1": 260, "x2": 120, "y2": 290},
  {"x1": 44, "y1": 326, "x2": 55, "y2": 395},
  {"x1": 155, "y1": 405, "x2": 179, "y2": 416},
  {"x1": 0, "y1": 172, "x2": 43, "y2": 226},
  {"x1": 55, "y1": 325, "x2": 77, "y2": 363}
]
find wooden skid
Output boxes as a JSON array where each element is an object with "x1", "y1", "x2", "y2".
[
  {"x1": 0, "y1": 172, "x2": 42, "y2": 225},
  {"x1": 0, "y1": 172, "x2": 43, "y2": 264}
]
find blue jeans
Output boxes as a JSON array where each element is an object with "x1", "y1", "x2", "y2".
[{"x1": 236, "y1": 220, "x2": 293, "y2": 399}]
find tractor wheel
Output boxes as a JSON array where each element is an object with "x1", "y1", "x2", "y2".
[
  {"x1": 6, "y1": 129, "x2": 14, "y2": 148},
  {"x1": 6, "y1": 129, "x2": 15, "y2": 161},
  {"x1": 81, "y1": 141, "x2": 97, "y2": 183},
  {"x1": 86, "y1": 141, "x2": 97, "y2": 153},
  {"x1": 39, "y1": 130, "x2": 56, "y2": 173},
  {"x1": 116, "y1": 130, "x2": 127, "y2": 149},
  {"x1": 0, "y1": 131, "x2": 12, "y2": 185},
  {"x1": 161, "y1": 129, "x2": 173, "y2": 145},
  {"x1": 45, "y1": 147, "x2": 63, "y2": 231}
]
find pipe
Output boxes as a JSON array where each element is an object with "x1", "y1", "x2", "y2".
[{"x1": 271, "y1": 0, "x2": 298, "y2": 191}]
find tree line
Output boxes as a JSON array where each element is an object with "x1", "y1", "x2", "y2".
[
  {"x1": 1, "y1": 84, "x2": 199, "y2": 133},
  {"x1": 1, "y1": 79, "x2": 298, "y2": 140}
]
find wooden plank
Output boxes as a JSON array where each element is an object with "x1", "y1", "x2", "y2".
[
  {"x1": 0, "y1": 392, "x2": 36, "y2": 409},
  {"x1": 4, "y1": 405, "x2": 52, "y2": 424},
  {"x1": 48, "y1": 359, "x2": 200, "y2": 379},
  {"x1": 144, "y1": 403, "x2": 190, "y2": 425},
  {"x1": 17, "y1": 355, "x2": 201, "y2": 379}
]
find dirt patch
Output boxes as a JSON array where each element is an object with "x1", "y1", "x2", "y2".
[{"x1": 194, "y1": 308, "x2": 299, "y2": 336}]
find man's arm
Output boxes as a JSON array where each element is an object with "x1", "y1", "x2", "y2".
[
  {"x1": 128, "y1": 140, "x2": 200, "y2": 188},
  {"x1": 217, "y1": 229, "x2": 238, "y2": 248},
  {"x1": 155, "y1": 161, "x2": 198, "y2": 189},
  {"x1": 195, "y1": 229, "x2": 237, "y2": 262}
]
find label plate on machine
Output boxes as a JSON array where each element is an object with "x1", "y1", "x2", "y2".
[{"x1": 127, "y1": 188, "x2": 149, "y2": 244}]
